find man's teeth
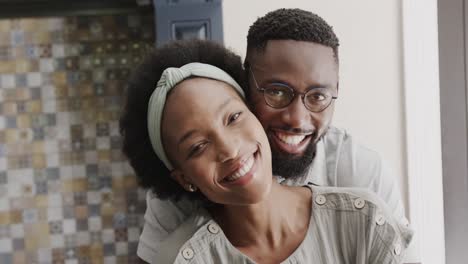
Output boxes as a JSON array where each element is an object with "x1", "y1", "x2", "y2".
[
  {"x1": 276, "y1": 132, "x2": 306, "y2": 145},
  {"x1": 225, "y1": 155, "x2": 255, "y2": 182}
]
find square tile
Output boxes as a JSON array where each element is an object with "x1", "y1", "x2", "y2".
[
  {"x1": 115, "y1": 242, "x2": 128, "y2": 256},
  {"x1": 22, "y1": 209, "x2": 38, "y2": 224},
  {"x1": 50, "y1": 234, "x2": 64, "y2": 248},
  {"x1": 15, "y1": 74, "x2": 27, "y2": 87},
  {"x1": 0, "y1": 74, "x2": 15, "y2": 89},
  {"x1": 52, "y1": 248, "x2": 65, "y2": 263},
  {"x1": 75, "y1": 232, "x2": 90, "y2": 246},
  {"x1": 49, "y1": 220, "x2": 63, "y2": 234},
  {"x1": 0, "y1": 253, "x2": 12, "y2": 264},
  {"x1": 12, "y1": 238, "x2": 25, "y2": 251},
  {"x1": 26, "y1": 72, "x2": 41, "y2": 87},
  {"x1": 114, "y1": 229, "x2": 127, "y2": 242},
  {"x1": 103, "y1": 256, "x2": 116, "y2": 264},
  {"x1": 47, "y1": 207, "x2": 63, "y2": 221},
  {"x1": 0, "y1": 226, "x2": 9, "y2": 238},
  {"x1": 52, "y1": 44, "x2": 65, "y2": 57},
  {"x1": 0, "y1": 198, "x2": 9, "y2": 212},
  {"x1": 37, "y1": 248, "x2": 52, "y2": 263},
  {"x1": 96, "y1": 137, "x2": 110, "y2": 150},
  {"x1": 103, "y1": 244, "x2": 115, "y2": 257},
  {"x1": 113, "y1": 213, "x2": 126, "y2": 229},
  {"x1": 88, "y1": 217, "x2": 102, "y2": 231},
  {"x1": 63, "y1": 219, "x2": 76, "y2": 234},
  {"x1": 46, "y1": 194, "x2": 61, "y2": 209},
  {"x1": 102, "y1": 229, "x2": 116, "y2": 244},
  {"x1": 9, "y1": 224, "x2": 24, "y2": 238},
  {"x1": 0, "y1": 172, "x2": 6, "y2": 184},
  {"x1": 64, "y1": 234, "x2": 77, "y2": 248},
  {"x1": 0, "y1": 239, "x2": 13, "y2": 253},
  {"x1": 127, "y1": 227, "x2": 140, "y2": 242}
]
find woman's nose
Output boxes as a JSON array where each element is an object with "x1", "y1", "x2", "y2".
[{"x1": 216, "y1": 136, "x2": 239, "y2": 163}]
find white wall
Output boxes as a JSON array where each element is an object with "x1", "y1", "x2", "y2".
[{"x1": 222, "y1": 0, "x2": 408, "y2": 211}]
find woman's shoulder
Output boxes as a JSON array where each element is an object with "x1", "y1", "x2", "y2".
[
  {"x1": 308, "y1": 184, "x2": 413, "y2": 263},
  {"x1": 157, "y1": 208, "x2": 217, "y2": 264},
  {"x1": 173, "y1": 222, "x2": 252, "y2": 264}
]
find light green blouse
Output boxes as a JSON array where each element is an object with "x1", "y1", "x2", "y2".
[{"x1": 169, "y1": 185, "x2": 413, "y2": 264}]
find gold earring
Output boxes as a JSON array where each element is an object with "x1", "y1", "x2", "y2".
[{"x1": 188, "y1": 184, "x2": 197, "y2": 192}]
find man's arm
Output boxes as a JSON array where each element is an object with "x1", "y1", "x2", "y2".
[{"x1": 137, "y1": 191, "x2": 198, "y2": 263}]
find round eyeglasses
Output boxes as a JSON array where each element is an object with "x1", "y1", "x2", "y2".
[{"x1": 250, "y1": 68, "x2": 338, "y2": 113}]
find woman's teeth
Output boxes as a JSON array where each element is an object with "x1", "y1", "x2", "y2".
[
  {"x1": 225, "y1": 155, "x2": 255, "y2": 182},
  {"x1": 276, "y1": 132, "x2": 306, "y2": 145}
]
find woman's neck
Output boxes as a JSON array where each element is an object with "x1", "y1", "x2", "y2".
[{"x1": 210, "y1": 182, "x2": 312, "y2": 254}]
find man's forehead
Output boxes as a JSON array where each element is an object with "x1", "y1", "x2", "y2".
[{"x1": 248, "y1": 40, "x2": 336, "y2": 66}]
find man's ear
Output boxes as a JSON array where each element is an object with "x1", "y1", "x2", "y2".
[{"x1": 170, "y1": 169, "x2": 194, "y2": 192}]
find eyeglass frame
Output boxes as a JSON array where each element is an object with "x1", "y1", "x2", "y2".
[{"x1": 248, "y1": 67, "x2": 338, "y2": 113}]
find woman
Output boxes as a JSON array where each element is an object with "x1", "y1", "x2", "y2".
[{"x1": 120, "y1": 40, "x2": 412, "y2": 263}]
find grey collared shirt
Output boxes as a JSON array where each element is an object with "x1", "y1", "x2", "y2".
[{"x1": 172, "y1": 185, "x2": 413, "y2": 264}]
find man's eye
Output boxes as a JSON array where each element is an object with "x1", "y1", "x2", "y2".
[
  {"x1": 228, "y1": 112, "x2": 242, "y2": 124},
  {"x1": 266, "y1": 89, "x2": 286, "y2": 97},
  {"x1": 308, "y1": 92, "x2": 327, "y2": 101}
]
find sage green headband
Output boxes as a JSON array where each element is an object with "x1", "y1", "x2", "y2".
[{"x1": 147, "y1": 62, "x2": 246, "y2": 170}]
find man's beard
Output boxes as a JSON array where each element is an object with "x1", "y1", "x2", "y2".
[{"x1": 271, "y1": 138, "x2": 318, "y2": 179}]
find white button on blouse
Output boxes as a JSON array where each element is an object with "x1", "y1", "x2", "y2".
[
  {"x1": 354, "y1": 198, "x2": 366, "y2": 209},
  {"x1": 375, "y1": 213, "x2": 386, "y2": 226},
  {"x1": 182, "y1": 248, "x2": 194, "y2": 260},
  {"x1": 207, "y1": 223, "x2": 220, "y2": 234},
  {"x1": 394, "y1": 243, "x2": 402, "y2": 256},
  {"x1": 315, "y1": 194, "x2": 327, "y2": 205}
]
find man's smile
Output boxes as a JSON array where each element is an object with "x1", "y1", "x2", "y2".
[{"x1": 269, "y1": 129, "x2": 314, "y2": 155}]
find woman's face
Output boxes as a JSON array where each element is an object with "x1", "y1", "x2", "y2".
[{"x1": 162, "y1": 78, "x2": 272, "y2": 205}]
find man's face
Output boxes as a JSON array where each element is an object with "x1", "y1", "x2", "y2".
[{"x1": 247, "y1": 40, "x2": 339, "y2": 178}]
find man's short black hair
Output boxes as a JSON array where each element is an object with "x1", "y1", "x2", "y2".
[
  {"x1": 246, "y1": 8, "x2": 340, "y2": 65},
  {"x1": 120, "y1": 40, "x2": 246, "y2": 203}
]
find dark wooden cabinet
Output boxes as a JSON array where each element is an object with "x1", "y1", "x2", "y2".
[{"x1": 153, "y1": 0, "x2": 223, "y2": 46}]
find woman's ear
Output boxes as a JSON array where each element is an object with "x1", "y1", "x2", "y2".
[{"x1": 170, "y1": 169, "x2": 198, "y2": 192}]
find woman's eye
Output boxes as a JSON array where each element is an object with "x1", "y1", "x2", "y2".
[
  {"x1": 228, "y1": 112, "x2": 242, "y2": 124},
  {"x1": 188, "y1": 142, "x2": 207, "y2": 158}
]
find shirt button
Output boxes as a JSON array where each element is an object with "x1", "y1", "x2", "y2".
[
  {"x1": 375, "y1": 213, "x2": 386, "y2": 225},
  {"x1": 182, "y1": 248, "x2": 194, "y2": 260},
  {"x1": 315, "y1": 194, "x2": 327, "y2": 205},
  {"x1": 354, "y1": 198, "x2": 366, "y2": 209},
  {"x1": 207, "y1": 223, "x2": 220, "y2": 234},
  {"x1": 394, "y1": 243, "x2": 402, "y2": 255}
]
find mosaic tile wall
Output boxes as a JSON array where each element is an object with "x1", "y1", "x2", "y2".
[{"x1": 0, "y1": 13, "x2": 154, "y2": 263}]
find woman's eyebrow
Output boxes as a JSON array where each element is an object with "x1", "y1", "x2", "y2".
[
  {"x1": 178, "y1": 129, "x2": 199, "y2": 149},
  {"x1": 216, "y1": 98, "x2": 233, "y2": 113},
  {"x1": 178, "y1": 129, "x2": 198, "y2": 145},
  {"x1": 177, "y1": 98, "x2": 233, "y2": 149}
]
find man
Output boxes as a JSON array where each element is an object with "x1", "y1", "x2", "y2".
[{"x1": 136, "y1": 8, "x2": 407, "y2": 262}]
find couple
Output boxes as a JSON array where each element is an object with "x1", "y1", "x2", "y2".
[{"x1": 120, "y1": 8, "x2": 412, "y2": 263}]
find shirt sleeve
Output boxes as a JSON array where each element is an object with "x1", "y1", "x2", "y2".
[
  {"x1": 137, "y1": 191, "x2": 198, "y2": 263},
  {"x1": 364, "y1": 196, "x2": 413, "y2": 264},
  {"x1": 331, "y1": 128, "x2": 407, "y2": 223}
]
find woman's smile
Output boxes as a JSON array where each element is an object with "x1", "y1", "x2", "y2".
[{"x1": 220, "y1": 146, "x2": 261, "y2": 187}]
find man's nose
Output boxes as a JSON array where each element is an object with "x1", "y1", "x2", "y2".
[{"x1": 280, "y1": 95, "x2": 312, "y2": 130}]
